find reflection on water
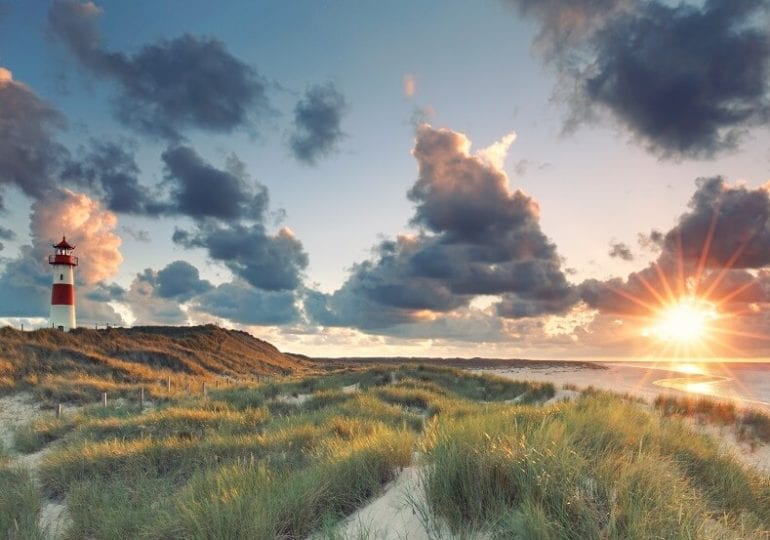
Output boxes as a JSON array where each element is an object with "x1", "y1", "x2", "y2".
[
  {"x1": 642, "y1": 361, "x2": 770, "y2": 409},
  {"x1": 653, "y1": 373, "x2": 730, "y2": 396},
  {"x1": 684, "y1": 382, "x2": 716, "y2": 394}
]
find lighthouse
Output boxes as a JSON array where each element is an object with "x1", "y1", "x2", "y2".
[{"x1": 48, "y1": 236, "x2": 78, "y2": 331}]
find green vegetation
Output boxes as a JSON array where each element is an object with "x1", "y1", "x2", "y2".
[
  {"x1": 655, "y1": 393, "x2": 770, "y2": 445},
  {"x1": 0, "y1": 325, "x2": 308, "y2": 404},
  {"x1": 2, "y1": 364, "x2": 770, "y2": 538},
  {"x1": 0, "y1": 442, "x2": 44, "y2": 540},
  {"x1": 424, "y1": 392, "x2": 770, "y2": 538}
]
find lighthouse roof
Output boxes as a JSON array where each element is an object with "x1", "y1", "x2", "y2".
[{"x1": 53, "y1": 236, "x2": 75, "y2": 250}]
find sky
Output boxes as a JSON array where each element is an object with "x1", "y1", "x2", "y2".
[{"x1": 1, "y1": 0, "x2": 769, "y2": 359}]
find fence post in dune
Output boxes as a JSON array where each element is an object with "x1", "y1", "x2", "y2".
[
  {"x1": 102, "y1": 392, "x2": 107, "y2": 408},
  {"x1": 139, "y1": 386, "x2": 145, "y2": 410},
  {"x1": 56, "y1": 403, "x2": 63, "y2": 419},
  {"x1": 167, "y1": 376, "x2": 171, "y2": 395},
  {"x1": 202, "y1": 382, "x2": 207, "y2": 398}
]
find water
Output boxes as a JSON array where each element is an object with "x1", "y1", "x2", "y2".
[
  {"x1": 620, "y1": 362, "x2": 770, "y2": 410},
  {"x1": 485, "y1": 361, "x2": 770, "y2": 410}
]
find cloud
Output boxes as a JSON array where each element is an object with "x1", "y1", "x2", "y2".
[
  {"x1": 608, "y1": 241, "x2": 634, "y2": 261},
  {"x1": 0, "y1": 246, "x2": 52, "y2": 317},
  {"x1": 116, "y1": 263, "x2": 299, "y2": 327},
  {"x1": 477, "y1": 131, "x2": 517, "y2": 170},
  {"x1": 165, "y1": 146, "x2": 309, "y2": 292},
  {"x1": 152, "y1": 260, "x2": 212, "y2": 300},
  {"x1": 121, "y1": 226, "x2": 150, "y2": 243},
  {"x1": 62, "y1": 140, "x2": 161, "y2": 215},
  {"x1": 657, "y1": 177, "x2": 770, "y2": 270},
  {"x1": 0, "y1": 225, "x2": 14, "y2": 252},
  {"x1": 0, "y1": 246, "x2": 124, "y2": 324},
  {"x1": 85, "y1": 281, "x2": 125, "y2": 302},
  {"x1": 161, "y1": 146, "x2": 267, "y2": 220},
  {"x1": 117, "y1": 261, "x2": 212, "y2": 325},
  {"x1": 0, "y1": 67, "x2": 66, "y2": 210},
  {"x1": 403, "y1": 74, "x2": 416, "y2": 98},
  {"x1": 122, "y1": 269, "x2": 188, "y2": 325},
  {"x1": 288, "y1": 83, "x2": 347, "y2": 165},
  {"x1": 30, "y1": 189, "x2": 122, "y2": 284},
  {"x1": 308, "y1": 124, "x2": 577, "y2": 331},
  {"x1": 637, "y1": 229, "x2": 664, "y2": 252},
  {"x1": 174, "y1": 223, "x2": 308, "y2": 292},
  {"x1": 509, "y1": 0, "x2": 770, "y2": 158},
  {"x1": 579, "y1": 177, "x2": 770, "y2": 354},
  {"x1": 194, "y1": 281, "x2": 300, "y2": 326},
  {"x1": 48, "y1": 1, "x2": 268, "y2": 140}
]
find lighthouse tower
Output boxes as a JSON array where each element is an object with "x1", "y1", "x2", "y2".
[{"x1": 48, "y1": 236, "x2": 78, "y2": 331}]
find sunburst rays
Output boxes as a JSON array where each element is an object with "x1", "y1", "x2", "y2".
[{"x1": 608, "y1": 200, "x2": 770, "y2": 361}]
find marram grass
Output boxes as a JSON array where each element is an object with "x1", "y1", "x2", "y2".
[{"x1": 4, "y1": 365, "x2": 770, "y2": 538}]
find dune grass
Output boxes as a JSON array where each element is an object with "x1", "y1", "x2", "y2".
[
  {"x1": 423, "y1": 393, "x2": 770, "y2": 538},
  {"x1": 0, "y1": 443, "x2": 44, "y2": 540},
  {"x1": 654, "y1": 393, "x2": 770, "y2": 445},
  {"x1": 7, "y1": 365, "x2": 770, "y2": 538}
]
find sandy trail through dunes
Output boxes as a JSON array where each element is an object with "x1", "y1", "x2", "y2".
[{"x1": 0, "y1": 392, "x2": 73, "y2": 539}]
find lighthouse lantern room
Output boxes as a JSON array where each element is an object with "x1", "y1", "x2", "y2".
[{"x1": 49, "y1": 236, "x2": 78, "y2": 331}]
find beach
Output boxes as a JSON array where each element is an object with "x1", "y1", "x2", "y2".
[{"x1": 482, "y1": 361, "x2": 770, "y2": 411}]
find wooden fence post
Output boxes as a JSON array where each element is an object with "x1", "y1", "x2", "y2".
[
  {"x1": 139, "y1": 387, "x2": 145, "y2": 410},
  {"x1": 102, "y1": 392, "x2": 108, "y2": 408},
  {"x1": 167, "y1": 377, "x2": 172, "y2": 394},
  {"x1": 202, "y1": 382, "x2": 207, "y2": 398},
  {"x1": 56, "y1": 403, "x2": 63, "y2": 419}
]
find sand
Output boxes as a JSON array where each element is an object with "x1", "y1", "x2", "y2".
[
  {"x1": 335, "y1": 466, "x2": 431, "y2": 540},
  {"x1": 0, "y1": 392, "x2": 74, "y2": 539},
  {"x1": 0, "y1": 392, "x2": 42, "y2": 450},
  {"x1": 333, "y1": 464, "x2": 490, "y2": 540}
]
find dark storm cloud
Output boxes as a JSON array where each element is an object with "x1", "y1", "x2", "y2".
[
  {"x1": 608, "y1": 241, "x2": 633, "y2": 261},
  {"x1": 62, "y1": 140, "x2": 161, "y2": 215},
  {"x1": 289, "y1": 83, "x2": 347, "y2": 165},
  {"x1": 161, "y1": 146, "x2": 267, "y2": 221},
  {"x1": 581, "y1": 177, "x2": 770, "y2": 317},
  {"x1": 0, "y1": 69, "x2": 66, "y2": 209},
  {"x1": 48, "y1": 1, "x2": 268, "y2": 140},
  {"x1": 118, "y1": 260, "x2": 298, "y2": 326},
  {"x1": 308, "y1": 125, "x2": 577, "y2": 331},
  {"x1": 154, "y1": 260, "x2": 212, "y2": 300},
  {"x1": 85, "y1": 281, "x2": 125, "y2": 303},
  {"x1": 662, "y1": 177, "x2": 770, "y2": 270},
  {"x1": 0, "y1": 226, "x2": 15, "y2": 241},
  {"x1": 509, "y1": 0, "x2": 770, "y2": 158},
  {"x1": 195, "y1": 281, "x2": 300, "y2": 325},
  {"x1": 174, "y1": 223, "x2": 308, "y2": 292}
]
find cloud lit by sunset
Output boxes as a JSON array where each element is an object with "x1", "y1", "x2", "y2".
[{"x1": 0, "y1": 0, "x2": 769, "y2": 360}]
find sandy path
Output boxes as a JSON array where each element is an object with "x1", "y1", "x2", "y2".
[
  {"x1": 0, "y1": 392, "x2": 42, "y2": 450},
  {"x1": 336, "y1": 466, "x2": 431, "y2": 540},
  {"x1": 0, "y1": 393, "x2": 73, "y2": 539}
]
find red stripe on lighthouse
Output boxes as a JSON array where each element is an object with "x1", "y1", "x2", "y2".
[{"x1": 51, "y1": 284, "x2": 74, "y2": 305}]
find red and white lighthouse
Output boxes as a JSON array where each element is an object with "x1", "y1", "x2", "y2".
[{"x1": 48, "y1": 236, "x2": 78, "y2": 331}]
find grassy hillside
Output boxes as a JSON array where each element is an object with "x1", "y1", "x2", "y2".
[
  {"x1": 0, "y1": 325, "x2": 308, "y2": 404},
  {"x1": 3, "y1": 366, "x2": 770, "y2": 538}
]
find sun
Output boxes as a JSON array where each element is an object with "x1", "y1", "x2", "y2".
[{"x1": 646, "y1": 297, "x2": 718, "y2": 345}]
